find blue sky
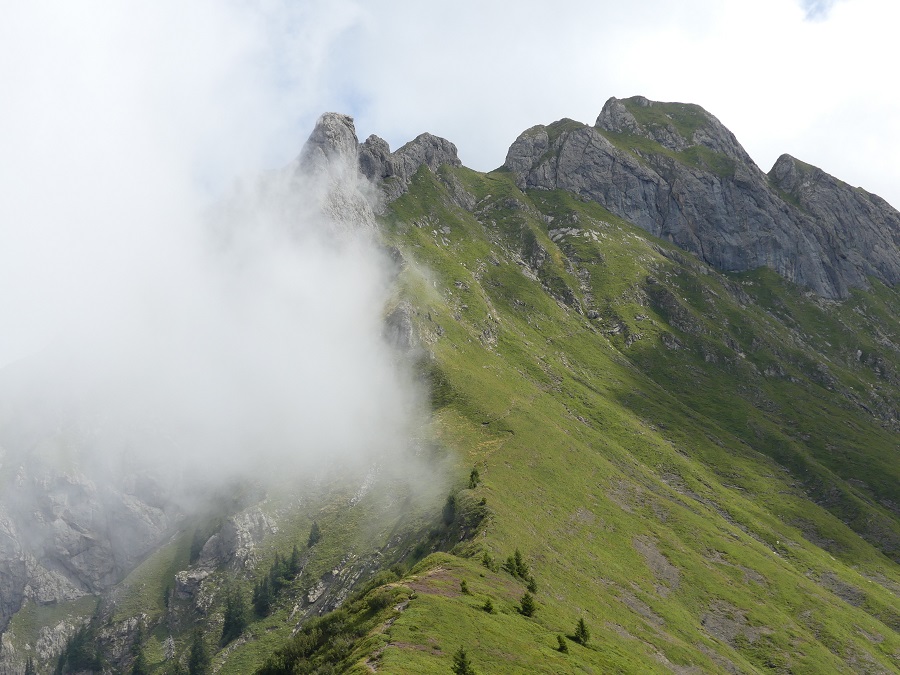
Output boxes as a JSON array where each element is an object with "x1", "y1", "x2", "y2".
[{"x1": 0, "y1": 0, "x2": 898, "y2": 366}]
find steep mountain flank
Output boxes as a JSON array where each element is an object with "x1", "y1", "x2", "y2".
[
  {"x1": 2, "y1": 105, "x2": 899, "y2": 674},
  {"x1": 504, "y1": 95, "x2": 900, "y2": 299}
]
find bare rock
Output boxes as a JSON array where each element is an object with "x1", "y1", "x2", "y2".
[
  {"x1": 505, "y1": 96, "x2": 900, "y2": 299},
  {"x1": 199, "y1": 508, "x2": 274, "y2": 570},
  {"x1": 357, "y1": 132, "x2": 464, "y2": 204}
]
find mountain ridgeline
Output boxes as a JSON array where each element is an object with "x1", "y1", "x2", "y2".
[
  {"x1": 505, "y1": 96, "x2": 900, "y2": 300},
  {"x1": 1, "y1": 98, "x2": 899, "y2": 674}
]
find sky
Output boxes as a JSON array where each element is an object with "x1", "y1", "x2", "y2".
[{"x1": 1, "y1": 0, "x2": 898, "y2": 369}]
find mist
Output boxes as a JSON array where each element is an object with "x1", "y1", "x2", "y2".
[{"x1": 0, "y1": 5, "x2": 428, "y2": 499}]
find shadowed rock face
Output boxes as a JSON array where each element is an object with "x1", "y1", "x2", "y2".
[{"x1": 504, "y1": 96, "x2": 900, "y2": 299}]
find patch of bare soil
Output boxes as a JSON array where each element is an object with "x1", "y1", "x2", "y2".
[
  {"x1": 633, "y1": 536, "x2": 680, "y2": 597},
  {"x1": 700, "y1": 600, "x2": 771, "y2": 646}
]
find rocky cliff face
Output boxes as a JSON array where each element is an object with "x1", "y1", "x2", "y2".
[
  {"x1": 504, "y1": 95, "x2": 900, "y2": 299},
  {"x1": 358, "y1": 131, "x2": 462, "y2": 205}
]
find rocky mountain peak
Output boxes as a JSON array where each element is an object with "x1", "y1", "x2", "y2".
[
  {"x1": 358, "y1": 131, "x2": 461, "y2": 204},
  {"x1": 504, "y1": 96, "x2": 900, "y2": 299},
  {"x1": 292, "y1": 112, "x2": 378, "y2": 233},
  {"x1": 298, "y1": 112, "x2": 360, "y2": 173},
  {"x1": 596, "y1": 96, "x2": 755, "y2": 166}
]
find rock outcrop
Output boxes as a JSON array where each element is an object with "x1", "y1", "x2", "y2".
[
  {"x1": 504, "y1": 96, "x2": 900, "y2": 299},
  {"x1": 293, "y1": 112, "x2": 379, "y2": 234},
  {"x1": 0, "y1": 460, "x2": 174, "y2": 634},
  {"x1": 358, "y1": 132, "x2": 462, "y2": 204}
]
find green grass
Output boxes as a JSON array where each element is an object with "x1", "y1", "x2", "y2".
[
  {"x1": 620, "y1": 97, "x2": 710, "y2": 140},
  {"x1": 8, "y1": 160, "x2": 898, "y2": 674},
  {"x1": 351, "y1": 166, "x2": 900, "y2": 673},
  {"x1": 599, "y1": 128, "x2": 736, "y2": 178}
]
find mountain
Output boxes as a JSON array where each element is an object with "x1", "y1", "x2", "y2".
[
  {"x1": 506, "y1": 96, "x2": 900, "y2": 300},
  {"x1": 1, "y1": 100, "x2": 898, "y2": 674}
]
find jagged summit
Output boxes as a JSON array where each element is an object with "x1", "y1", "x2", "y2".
[
  {"x1": 294, "y1": 104, "x2": 900, "y2": 299},
  {"x1": 358, "y1": 131, "x2": 461, "y2": 204},
  {"x1": 298, "y1": 112, "x2": 360, "y2": 172},
  {"x1": 503, "y1": 96, "x2": 900, "y2": 299},
  {"x1": 293, "y1": 112, "x2": 461, "y2": 211}
]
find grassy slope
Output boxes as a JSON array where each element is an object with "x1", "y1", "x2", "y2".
[
  {"x1": 14, "y1": 161, "x2": 897, "y2": 673},
  {"x1": 349, "y1": 165, "x2": 900, "y2": 674}
]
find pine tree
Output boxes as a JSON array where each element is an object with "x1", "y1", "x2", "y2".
[
  {"x1": 557, "y1": 635, "x2": 569, "y2": 653},
  {"x1": 460, "y1": 579, "x2": 469, "y2": 594},
  {"x1": 290, "y1": 544, "x2": 301, "y2": 575},
  {"x1": 221, "y1": 585, "x2": 249, "y2": 645},
  {"x1": 519, "y1": 591, "x2": 536, "y2": 617},
  {"x1": 132, "y1": 624, "x2": 150, "y2": 675},
  {"x1": 188, "y1": 630, "x2": 210, "y2": 675},
  {"x1": 482, "y1": 597, "x2": 494, "y2": 613},
  {"x1": 451, "y1": 647, "x2": 476, "y2": 675},
  {"x1": 131, "y1": 648, "x2": 150, "y2": 675},
  {"x1": 24, "y1": 657, "x2": 36, "y2": 675},
  {"x1": 253, "y1": 577, "x2": 272, "y2": 616},
  {"x1": 307, "y1": 521, "x2": 321, "y2": 548},
  {"x1": 442, "y1": 493, "x2": 457, "y2": 525},
  {"x1": 574, "y1": 617, "x2": 590, "y2": 646},
  {"x1": 513, "y1": 549, "x2": 529, "y2": 578},
  {"x1": 468, "y1": 467, "x2": 480, "y2": 489}
]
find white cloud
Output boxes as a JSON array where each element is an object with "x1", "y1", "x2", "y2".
[
  {"x1": 0, "y1": 3, "x2": 426, "y2": 495},
  {"x1": 2, "y1": 0, "x2": 898, "y2": 369}
]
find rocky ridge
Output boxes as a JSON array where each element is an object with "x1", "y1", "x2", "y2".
[
  {"x1": 358, "y1": 131, "x2": 462, "y2": 205},
  {"x1": 503, "y1": 95, "x2": 900, "y2": 299}
]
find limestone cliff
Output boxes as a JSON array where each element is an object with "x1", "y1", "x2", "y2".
[{"x1": 504, "y1": 95, "x2": 900, "y2": 299}]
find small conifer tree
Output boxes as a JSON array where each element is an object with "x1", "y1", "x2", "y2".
[
  {"x1": 460, "y1": 579, "x2": 469, "y2": 594},
  {"x1": 307, "y1": 521, "x2": 321, "y2": 548},
  {"x1": 519, "y1": 591, "x2": 536, "y2": 617},
  {"x1": 482, "y1": 597, "x2": 494, "y2": 613},
  {"x1": 253, "y1": 577, "x2": 273, "y2": 616},
  {"x1": 451, "y1": 647, "x2": 476, "y2": 675},
  {"x1": 468, "y1": 467, "x2": 480, "y2": 489},
  {"x1": 131, "y1": 624, "x2": 150, "y2": 675},
  {"x1": 557, "y1": 634, "x2": 568, "y2": 653},
  {"x1": 574, "y1": 617, "x2": 590, "y2": 646},
  {"x1": 514, "y1": 549, "x2": 529, "y2": 578},
  {"x1": 221, "y1": 585, "x2": 249, "y2": 646},
  {"x1": 442, "y1": 493, "x2": 457, "y2": 525},
  {"x1": 290, "y1": 544, "x2": 302, "y2": 574},
  {"x1": 188, "y1": 630, "x2": 210, "y2": 675}
]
